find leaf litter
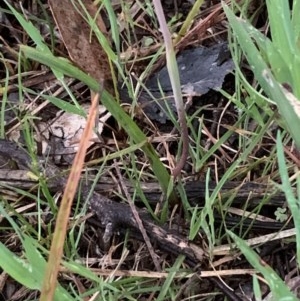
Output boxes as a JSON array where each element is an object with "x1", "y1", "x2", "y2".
[{"x1": 0, "y1": 1, "x2": 299, "y2": 300}]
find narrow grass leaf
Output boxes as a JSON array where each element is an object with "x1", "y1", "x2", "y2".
[
  {"x1": 227, "y1": 230, "x2": 298, "y2": 301},
  {"x1": 175, "y1": 0, "x2": 205, "y2": 44},
  {"x1": 266, "y1": 0, "x2": 295, "y2": 62},
  {"x1": 156, "y1": 255, "x2": 185, "y2": 301},
  {"x1": 276, "y1": 131, "x2": 300, "y2": 265},
  {"x1": 0, "y1": 53, "x2": 9, "y2": 138},
  {"x1": 291, "y1": 0, "x2": 300, "y2": 40},
  {"x1": 63, "y1": 261, "x2": 101, "y2": 283},
  {"x1": 23, "y1": 236, "x2": 46, "y2": 282},
  {"x1": 0, "y1": 238, "x2": 73, "y2": 301},
  {"x1": 4, "y1": 0, "x2": 47, "y2": 52},
  {"x1": 241, "y1": 24, "x2": 293, "y2": 85},
  {"x1": 252, "y1": 275, "x2": 262, "y2": 301},
  {"x1": 23, "y1": 236, "x2": 74, "y2": 301},
  {"x1": 102, "y1": 0, "x2": 120, "y2": 55},
  {"x1": 42, "y1": 95, "x2": 86, "y2": 116},
  {"x1": 189, "y1": 169, "x2": 215, "y2": 250},
  {"x1": 4, "y1": 0, "x2": 63, "y2": 81},
  {"x1": 0, "y1": 242, "x2": 40, "y2": 289}
]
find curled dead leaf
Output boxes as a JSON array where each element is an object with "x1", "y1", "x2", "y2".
[{"x1": 48, "y1": 0, "x2": 113, "y2": 90}]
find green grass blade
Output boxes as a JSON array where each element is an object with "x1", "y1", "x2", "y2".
[
  {"x1": 266, "y1": 0, "x2": 295, "y2": 61},
  {"x1": 276, "y1": 131, "x2": 300, "y2": 266},
  {"x1": 23, "y1": 236, "x2": 75, "y2": 301},
  {"x1": 156, "y1": 255, "x2": 185, "y2": 301},
  {"x1": 42, "y1": 95, "x2": 86, "y2": 116},
  {"x1": 0, "y1": 203, "x2": 75, "y2": 300},
  {"x1": 4, "y1": 0, "x2": 47, "y2": 52},
  {"x1": 102, "y1": 0, "x2": 120, "y2": 55},
  {"x1": 0, "y1": 242, "x2": 40, "y2": 290},
  {"x1": 253, "y1": 275, "x2": 262, "y2": 301},
  {"x1": 227, "y1": 231, "x2": 299, "y2": 301},
  {"x1": 292, "y1": 0, "x2": 300, "y2": 42},
  {"x1": 241, "y1": 25, "x2": 293, "y2": 85},
  {"x1": 175, "y1": 0, "x2": 205, "y2": 44},
  {"x1": 4, "y1": 0, "x2": 63, "y2": 80}
]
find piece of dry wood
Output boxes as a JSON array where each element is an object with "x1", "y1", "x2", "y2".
[
  {"x1": 0, "y1": 169, "x2": 288, "y2": 209},
  {"x1": 87, "y1": 189, "x2": 204, "y2": 267}
]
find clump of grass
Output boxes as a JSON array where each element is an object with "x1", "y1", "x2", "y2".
[
  {"x1": 224, "y1": 0, "x2": 300, "y2": 147},
  {"x1": 223, "y1": 0, "x2": 300, "y2": 298}
]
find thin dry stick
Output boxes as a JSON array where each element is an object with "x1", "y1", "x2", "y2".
[
  {"x1": 153, "y1": 0, "x2": 189, "y2": 179},
  {"x1": 114, "y1": 162, "x2": 162, "y2": 272},
  {"x1": 40, "y1": 91, "x2": 100, "y2": 301}
]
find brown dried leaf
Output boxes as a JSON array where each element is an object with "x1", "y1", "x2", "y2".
[{"x1": 48, "y1": 0, "x2": 112, "y2": 89}]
